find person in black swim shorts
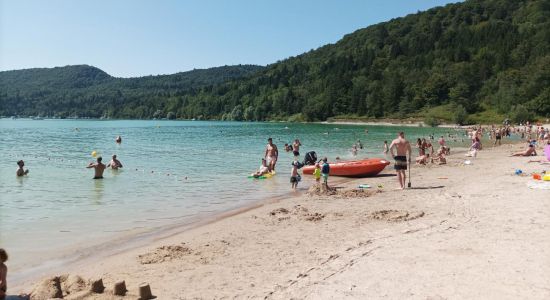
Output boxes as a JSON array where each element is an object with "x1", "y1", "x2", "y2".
[
  {"x1": 389, "y1": 132, "x2": 412, "y2": 190},
  {"x1": 394, "y1": 155, "x2": 408, "y2": 170}
]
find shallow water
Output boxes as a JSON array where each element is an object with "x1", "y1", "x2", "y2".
[{"x1": 0, "y1": 119, "x2": 459, "y2": 276}]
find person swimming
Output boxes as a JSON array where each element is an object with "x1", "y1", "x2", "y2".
[
  {"x1": 115, "y1": 136, "x2": 122, "y2": 144},
  {"x1": 16, "y1": 160, "x2": 29, "y2": 177}
]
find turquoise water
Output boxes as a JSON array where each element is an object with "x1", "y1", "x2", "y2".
[{"x1": 0, "y1": 119, "x2": 459, "y2": 276}]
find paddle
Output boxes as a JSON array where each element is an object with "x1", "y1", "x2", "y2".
[{"x1": 407, "y1": 157, "x2": 411, "y2": 188}]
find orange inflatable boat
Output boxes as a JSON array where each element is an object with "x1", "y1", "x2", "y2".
[{"x1": 302, "y1": 158, "x2": 390, "y2": 177}]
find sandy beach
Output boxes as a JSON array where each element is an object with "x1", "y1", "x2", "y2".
[{"x1": 9, "y1": 141, "x2": 550, "y2": 299}]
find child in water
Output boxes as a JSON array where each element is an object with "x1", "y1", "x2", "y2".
[
  {"x1": 290, "y1": 160, "x2": 301, "y2": 189},
  {"x1": 313, "y1": 163, "x2": 321, "y2": 184},
  {"x1": 16, "y1": 160, "x2": 29, "y2": 177},
  {"x1": 0, "y1": 248, "x2": 7, "y2": 300}
]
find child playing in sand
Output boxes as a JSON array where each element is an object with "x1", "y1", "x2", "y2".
[
  {"x1": 313, "y1": 163, "x2": 321, "y2": 184},
  {"x1": 416, "y1": 153, "x2": 430, "y2": 165},
  {"x1": 432, "y1": 148, "x2": 447, "y2": 165},
  {"x1": 0, "y1": 248, "x2": 8, "y2": 300},
  {"x1": 321, "y1": 157, "x2": 330, "y2": 189}
]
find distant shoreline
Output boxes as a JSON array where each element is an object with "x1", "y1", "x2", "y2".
[
  {"x1": 318, "y1": 120, "x2": 468, "y2": 129},
  {"x1": 3, "y1": 117, "x2": 548, "y2": 130}
]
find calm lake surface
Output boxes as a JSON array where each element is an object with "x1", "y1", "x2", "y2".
[{"x1": 0, "y1": 119, "x2": 459, "y2": 278}]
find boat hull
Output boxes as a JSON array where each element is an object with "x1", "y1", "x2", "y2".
[{"x1": 302, "y1": 158, "x2": 390, "y2": 177}]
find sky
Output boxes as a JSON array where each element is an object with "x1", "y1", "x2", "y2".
[{"x1": 0, "y1": 0, "x2": 460, "y2": 77}]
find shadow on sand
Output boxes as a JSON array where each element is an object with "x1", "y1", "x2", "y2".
[
  {"x1": 6, "y1": 295, "x2": 30, "y2": 300},
  {"x1": 409, "y1": 185, "x2": 445, "y2": 190},
  {"x1": 372, "y1": 173, "x2": 397, "y2": 178}
]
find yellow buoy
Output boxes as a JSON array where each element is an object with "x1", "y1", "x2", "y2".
[{"x1": 91, "y1": 151, "x2": 97, "y2": 157}]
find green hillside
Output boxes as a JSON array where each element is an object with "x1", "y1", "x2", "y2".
[
  {"x1": 0, "y1": 65, "x2": 263, "y2": 118},
  {"x1": 1, "y1": 0, "x2": 549, "y2": 123}
]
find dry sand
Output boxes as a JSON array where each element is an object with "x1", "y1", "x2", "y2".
[{"x1": 10, "y1": 142, "x2": 550, "y2": 299}]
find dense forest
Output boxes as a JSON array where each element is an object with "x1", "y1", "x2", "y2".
[
  {"x1": 0, "y1": 65, "x2": 263, "y2": 118},
  {"x1": 1, "y1": 0, "x2": 549, "y2": 124}
]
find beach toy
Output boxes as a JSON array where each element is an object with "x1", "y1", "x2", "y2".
[
  {"x1": 543, "y1": 174, "x2": 550, "y2": 181},
  {"x1": 515, "y1": 169, "x2": 523, "y2": 175},
  {"x1": 377, "y1": 184, "x2": 383, "y2": 188},
  {"x1": 358, "y1": 184, "x2": 371, "y2": 189},
  {"x1": 91, "y1": 151, "x2": 97, "y2": 157},
  {"x1": 533, "y1": 174, "x2": 541, "y2": 180}
]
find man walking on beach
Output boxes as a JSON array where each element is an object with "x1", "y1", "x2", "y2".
[
  {"x1": 87, "y1": 157, "x2": 106, "y2": 179},
  {"x1": 389, "y1": 132, "x2": 412, "y2": 190},
  {"x1": 265, "y1": 138, "x2": 279, "y2": 171}
]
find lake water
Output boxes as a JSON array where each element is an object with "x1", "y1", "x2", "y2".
[{"x1": 0, "y1": 119, "x2": 459, "y2": 280}]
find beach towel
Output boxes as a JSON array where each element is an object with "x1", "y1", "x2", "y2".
[{"x1": 527, "y1": 181, "x2": 550, "y2": 190}]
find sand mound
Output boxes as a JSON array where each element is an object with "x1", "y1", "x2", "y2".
[
  {"x1": 269, "y1": 208, "x2": 290, "y2": 215},
  {"x1": 368, "y1": 210, "x2": 425, "y2": 222},
  {"x1": 268, "y1": 205, "x2": 325, "y2": 222},
  {"x1": 337, "y1": 189, "x2": 381, "y2": 198},
  {"x1": 60, "y1": 274, "x2": 87, "y2": 295},
  {"x1": 307, "y1": 184, "x2": 337, "y2": 196},
  {"x1": 138, "y1": 244, "x2": 193, "y2": 264},
  {"x1": 31, "y1": 276, "x2": 63, "y2": 299},
  {"x1": 30, "y1": 274, "x2": 142, "y2": 299},
  {"x1": 307, "y1": 185, "x2": 381, "y2": 198}
]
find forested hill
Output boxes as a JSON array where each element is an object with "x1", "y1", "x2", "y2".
[
  {"x1": 2, "y1": 0, "x2": 550, "y2": 123},
  {"x1": 0, "y1": 64, "x2": 264, "y2": 118},
  {"x1": 183, "y1": 0, "x2": 549, "y2": 123}
]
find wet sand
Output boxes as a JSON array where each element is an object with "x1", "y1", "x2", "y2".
[{"x1": 10, "y1": 142, "x2": 550, "y2": 299}]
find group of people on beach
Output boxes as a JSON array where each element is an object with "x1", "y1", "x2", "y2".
[
  {"x1": 256, "y1": 131, "x2": 418, "y2": 191},
  {"x1": 255, "y1": 137, "x2": 330, "y2": 189},
  {"x1": 464, "y1": 123, "x2": 549, "y2": 158}
]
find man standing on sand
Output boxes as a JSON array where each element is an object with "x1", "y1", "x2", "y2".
[
  {"x1": 265, "y1": 138, "x2": 279, "y2": 171},
  {"x1": 87, "y1": 157, "x2": 106, "y2": 179},
  {"x1": 389, "y1": 132, "x2": 412, "y2": 190}
]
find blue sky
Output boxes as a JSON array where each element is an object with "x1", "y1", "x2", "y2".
[{"x1": 0, "y1": 0, "x2": 460, "y2": 77}]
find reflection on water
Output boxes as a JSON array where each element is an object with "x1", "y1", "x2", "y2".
[
  {"x1": 92, "y1": 178, "x2": 104, "y2": 205},
  {"x1": 0, "y1": 119, "x2": 461, "y2": 273}
]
